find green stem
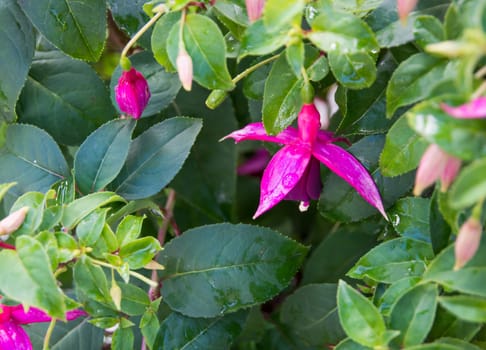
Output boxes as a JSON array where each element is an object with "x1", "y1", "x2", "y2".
[
  {"x1": 43, "y1": 318, "x2": 56, "y2": 350},
  {"x1": 90, "y1": 258, "x2": 158, "y2": 288},
  {"x1": 471, "y1": 80, "x2": 486, "y2": 100},
  {"x1": 120, "y1": 8, "x2": 165, "y2": 62},
  {"x1": 472, "y1": 197, "x2": 485, "y2": 220},
  {"x1": 232, "y1": 54, "x2": 280, "y2": 84}
]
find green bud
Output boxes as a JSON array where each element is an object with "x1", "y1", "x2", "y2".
[
  {"x1": 205, "y1": 89, "x2": 228, "y2": 109},
  {"x1": 301, "y1": 81, "x2": 314, "y2": 104},
  {"x1": 120, "y1": 56, "x2": 132, "y2": 71}
]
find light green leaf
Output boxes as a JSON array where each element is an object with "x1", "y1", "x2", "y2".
[
  {"x1": 239, "y1": 20, "x2": 287, "y2": 58},
  {"x1": 263, "y1": 0, "x2": 304, "y2": 32},
  {"x1": 439, "y1": 295, "x2": 486, "y2": 323},
  {"x1": 76, "y1": 208, "x2": 109, "y2": 247},
  {"x1": 329, "y1": 51, "x2": 377, "y2": 89},
  {"x1": 151, "y1": 11, "x2": 181, "y2": 72},
  {"x1": 449, "y1": 158, "x2": 486, "y2": 209}
]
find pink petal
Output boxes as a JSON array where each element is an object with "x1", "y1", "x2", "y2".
[
  {"x1": 246, "y1": 0, "x2": 265, "y2": 22},
  {"x1": 454, "y1": 217, "x2": 482, "y2": 270},
  {"x1": 413, "y1": 144, "x2": 447, "y2": 196},
  {"x1": 254, "y1": 145, "x2": 312, "y2": 218},
  {"x1": 221, "y1": 123, "x2": 298, "y2": 144},
  {"x1": 0, "y1": 321, "x2": 32, "y2": 350},
  {"x1": 397, "y1": 0, "x2": 418, "y2": 23},
  {"x1": 285, "y1": 157, "x2": 322, "y2": 202},
  {"x1": 312, "y1": 143, "x2": 387, "y2": 219},
  {"x1": 441, "y1": 97, "x2": 486, "y2": 119},
  {"x1": 237, "y1": 148, "x2": 271, "y2": 176},
  {"x1": 12, "y1": 305, "x2": 86, "y2": 324},
  {"x1": 440, "y1": 156, "x2": 461, "y2": 192},
  {"x1": 298, "y1": 104, "x2": 321, "y2": 144}
]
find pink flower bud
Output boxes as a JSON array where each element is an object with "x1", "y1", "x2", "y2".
[
  {"x1": 115, "y1": 68, "x2": 151, "y2": 119},
  {"x1": 454, "y1": 217, "x2": 482, "y2": 270},
  {"x1": 0, "y1": 207, "x2": 29, "y2": 236},
  {"x1": 246, "y1": 0, "x2": 265, "y2": 23},
  {"x1": 176, "y1": 48, "x2": 193, "y2": 91},
  {"x1": 397, "y1": 0, "x2": 418, "y2": 23}
]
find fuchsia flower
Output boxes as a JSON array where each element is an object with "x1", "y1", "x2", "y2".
[
  {"x1": 245, "y1": 0, "x2": 265, "y2": 23},
  {"x1": 223, "y1": 103, "x2": 387, "y2": 219},
  {"x1": 176, "y1": 47, "x2": 193, "y2": 91},
  {"x1": 397, "y1": 0, "x2": 418, "y2": 23},
  {"x1": 0, "y1": 304, "x2": 86, "y2": 350},
  {"x1": 115, "y1": 68, "x2": 151, "y2": 119},
  {"x1": 441, "y1": 97, "x2": 486, "y2": 118},
  {"x1": 413, "y1": 144, "x2": 461, "y2": 196},
  {"x1": 454, "y1": 217, "x2": 483, "y2": 270}
]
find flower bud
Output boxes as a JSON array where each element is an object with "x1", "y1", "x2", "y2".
[
  {"x1": 454, "y1": 217, "x2": 482, "y2": 270},
  {"x1": 115, "y1": 68, "x2": 151, "y2": 119},
  {"x1": 206, "y1": 89, "x2": 228, "y2": 109},
  {"x1": 0, "y1": 207, "x2": 29, "y2": 236},
  {"x1": 246, "y1": 0, "x2": 265, "y2": 23},
  {"x1": 176, "y1": 47, "x2": 193, "y2": 91},
  {"x1": 397, "y1": 0, "x2": 418, "y2": 23}
]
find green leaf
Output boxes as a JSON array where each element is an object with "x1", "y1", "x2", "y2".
[
  {"x1": 280, "y1": 283, "x2": 345, "y2": 346},
  {"x1": 17, "y1": 49, "x2": 116, "y2": 145},
  {"x1": 140, "y1": 298, "x2": 162, "y2": 349},
  {"x1": 0, "y1": 236, "x2": 65, "y2": 318},
  {"x1": 0, "y1": 0, "x2": 34, "y2": 122},
  {"x1": 263, "y1": 0, "x2": 304, "y2": 32},
  {"x1": 112, "y1": 326, "x2": 134, "y2": 350},
  {"x1": 285, "y1": 40, "x2": 305, "y2": 77},
  {"x1": 308, "y1": 9, "x2": 378, "y2": 53},
  {"x1": 118, "y1": 283, "x2": 150, "y2": 316},
  {"x1": 329, "y1": 51, "x2": 376, "y2": 89},
  {"x1": 335, "y1": 338, "x2": 372, "y2": 350},
  {"x1": 151, "y1": 11, "x2": 181, "y2": 72},
  {"x1": 9, "y1": 191, "x2": 45, "y2": 236},
  {"x1": 91, "y1": 224, "x2": 118, "y2": 259},
  {"x1": 439, "y1": 295, "x2": 486, "y2": 323},
  {"x1": 413, "y1": 15, "x2": 445, "y2": 49},
  {"x1": 430, "y1": 189, "x2": 452, "y2": 254},
  {"x1": 159, "y1": 223, "x2": 308, "y2": 317},
  {"x1": 379, "y1": 114, "x2": 428, "y2": 177},
  {"x1": 119, "y1": 237, "x2": 161, "y2": 269},
  {"x1": 389, "y1": 197, "x2": 430, "y2": 242},
  {"x1": 76, "y1": 208, "x2": 109, "y2": 247},
  {"x1": 389, "y1": 283, "x2": 438, "y2": 347},
  {"x1": 213, "y1": 1, "x2": 248, "y2": 41},
  {"x1": 73, "y1": 258, "x2": 112, "y2": 305},
  {"x1": 167, "y1": 14, "x2": 234, "y2": 90},
  {"x1": 108, "y1": 0, "x2": 152, "y2": 49},
  {"x1": 436, "y1": 338, "x2": 483, "y2": 350},
  {"x1": 116, "y1": 215, "x2": 144, "y2": 247},
  {"x1": 406, "y1": 98, "x2": 486, "y2": 160},
  {"x1": 337, "y1": 280, "x2": 396, "y2": 348},
  {"x1": 154, "y1": 310, "x2": 247, "y2": 349},
  {"x1": 0, "y1": 124, "x2": 68, "y2": 211},
  {"x1": 62, "y1": 192, "x2": 126, "y2": 229},
  {"x1": 18, "y1": 0, "x2": 106, "y2": 61},
  {"x1": 74, "y1": 119, "x2": 135, "y2": 194},
  {"x1": 110, "y1": 117, "x2": 202, "y2": 200},
  {"x1": 429, "y1": 304, "x2": 481, "y2": 341},
  {"x1": 110, "y1": 51, "x2": 181, "y2": 118},
  {"x1": 449, "y1": 158, "x2": 486, "y2": 210},
  {"x1": 386, "y1": 53, "x2": 451, "y2": 117},
  {"x1": 376, "y1": 277, "x2": 421, "y2": 316},
  {"x1": 239, "y1": 20, "x2": 287, "y2": 58},
  {"x1": 348, "y1": 237, "x2": 434, "y2": 283}
]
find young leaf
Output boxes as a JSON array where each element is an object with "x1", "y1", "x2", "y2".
[
  {"x1": 76, "y1": 208, "x2": 109, "y2": 247},
  {"x1": 116, "y1": 215, "x2": 144, "y2": 247},
  {"x1": 413, "y1": 15, "x2": 445, "y2": 49},
  {"x1": 0, "y1": 0, "x2": 34, "y2": 122},
  {"x1": 151, "y1": 11, "x2": 182, "y2": 72},
  {"x1": 18, "y1": 0, "x2": 106, "y2": 61},
  {"x1": 263, "y1": 0, "x2": 304, "y2": 32},
  {"x1": 74, "y1": 119, "x2": 136, "y2": 194},
  {"x1": 159, "y1": 223, "x2": 308, "y2": 317},
  {"x1": 119, "y1": 237, "x2": 161, "y2": 269},
  {"x1": 109, "y1": 117, "x2": 202, "y2": 200},
  {"x1": 449, "y1": 157, "x2": 486, "y2": 210},
  {"x1": 112, "y1": 326, "x2": 134, "y2": 350},
  {"x1": 239, "y1": 20, "x2": 287, "y2": 59},
  {"x1": 328, "y1": 51, "x2": 377, "y2": 89},
  {"x1": 389, "y1": 283, "x2": 438, "y2": 347}
]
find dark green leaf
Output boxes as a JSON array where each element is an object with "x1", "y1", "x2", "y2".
[
  {"x1": 430, "y1": 189, "x2": 452, "y2": 254},
  {"x1": 213, "y1": 1, "x2": 247, "y2": 41},
  {"x1": 449, "y1": 157, "x2": 486, "y2": 209},
  {"x1": 239, "y1": 20, "x2": 287, "y2": 58},
  {"x1": 151, "y1": 11, "x2": 182, "y2": 72},
  {"x1": 154, "y1": 310, "x2": 247, "y2": 350},
  {"x1": 413, "y1": 15, "x2": 445, "y2": 49},
  {"x1": 0, "y1": 0, "x2": 34, "y2": 122},
  {"x1": 140, "y1": 298, "x2": 162, "y2": 349},
  {"x1": 389, "y1": 197, "x2": 430, "y2": 242},
  {"x1": 376, "y1": 276, "x2": 421, "y2": 315},
  {"x1": 18, "y1": 0, "x2": 106, "y2": 61},
  {"x1": 159, "y1": 223, "x2": 308, "y2": 317},
  {"x1": 243, "y1": 59, "x2": 272, "y2": 99},
  {"x1": 429, "y1": 305, "x2": 481, "y2": 341},
  {"x1": 348, "y1": 237, "x2": 434, "y2": 283},
  {"x1": 389, "y1": 283, "x2": 438, "y2": 347},
  {"x1": 0, "y1": 124, "x2": 68, "y2": 211},
  {"x1": 108, "y1": 0, "x2": 151, "y2": 49},
  {"x1": 379, "y1": 114, "x2": 428, "y2": 177},
  {"x1": 75, "y1": 119, "x2": 135, "y2": 194},
  {"x1": 280, "y1": 283, "x2": 345, "y2": 346},
  {"x1": 18, "y1": 49, "x2": 116, "y2": 145},
  {"x1": 118, "y1": 283, "x2": 150, "y2": 316},
  {"x1": 110, "y1": 51, "x2": 181, "y2": 118},
  {"x1": 335, "y1": 338, "x2": 372, "y2": 350},
  {"x1": 285, "y1": 40, "x2": 305, "y2": 77},
  {"x1": 110, "y1": 117, "x2": 202, "y2": 200},
  {"x1": 439, "y1": 295, "x2": 486, "y2": 323},
  {"x1": 166, "y1": 14, "x2": 234, "y2": 90},
  {"x1": 112, "y1": 326, "x2": 134, "y2": 350},
  {"x1": 386, "y1": 53, "x2": 451, "y2": 117},
  {"x1": 329, "y1": 51, "x2": 376, "y2": 89}
]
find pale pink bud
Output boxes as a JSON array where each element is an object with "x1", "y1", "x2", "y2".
[
  {"x1": 397, "y1": 0, "x2": 418, "y2": 23},
  {"x1": 246, "y1": 0, "x2": 265, "y2": 23},
  {"x1": 0, "y1": 207, "x2": 29, "y2": 236},
  {"x1": 454, "y1": 217, "x2": 482, "y2": 270},
  {"x1": 115, "y1": 68, "x2": 151, "y2": 119},
  {"x1": 176, "y1": 48, "x2": 193, "y2": 91},
  {"x1": 414, "y1": 144, "x2": 461, "y2": 196}
]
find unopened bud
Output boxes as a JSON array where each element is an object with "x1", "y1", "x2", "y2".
[
  {"x1": 206, "y1": 89, "x2": 228, "y2": 109},
  {"x1": 397, "y1": 0, "x2": 418, "y2": 23},
  {"x1": 110, "y1": 280, "x2": 122, "y2": 310},
  {"x1": 246, "y1": 0, "x2": 265, "y2": 23},
  {"x1": 0, "y1": 207, "x2": 29, "y2": 236},
  {"x1": 115, "y1": 68, "x2": 151, "y2": 119},
  {"x1": 426, "y1": 41, "x2": 480, "y2": 58},
  {"x1": 454, "y1": 217, "x2": 482, "y2": 270},
  {"x1": 176, "y1": 47, "x2": 193, "y2": 91}
]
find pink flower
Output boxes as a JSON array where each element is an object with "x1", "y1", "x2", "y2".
[
  {"x1": 223, "y1": 103, "x2": 386, "y2": 219},
  {"x1": 454, "y1": 217, "x2": 482, "y2": 270},
  {"x1": 413, "y1": 144, "x2": 461, "y2": 196},
  {"x1": 176, "y1": 47, "x2": 193, "y2": 91},
  {"x1": 237, "y1": 148, "x2": 271, "y2": 176},
  {"x1": 397, "y1": 0, "x2": 418, "y2": 23},
  {"x1": 0, "y1": 304, "x2": 86, "y2": 350},
  {"x1": 115, "y1": 68, "x2": 151, "y2": 119},
  {"x1": 246, "y1": 0, "x2": 265, "y2": 23},
  {"x1": 0, "y1": 207, "x2": 29, "y2": 237},
  {"x1": 441, "y1": 97, "x2": 486, "y2": 119}
]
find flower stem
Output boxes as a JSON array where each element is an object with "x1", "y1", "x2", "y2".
[
  {"x1": 43, "y1": 318, "x2": 57, "y2": 350},
  {"x1": 232, "y1": 54, "x2": 281, "y2": 84},
  {"x1": 120, "y1": 8, "x2": 166, "y2": 64},
  {"x1": 90, "y1": 258, "x2": 158, "y2": 288},
  {"x1": 471, "y1": 80, "x2": 486, "y2": 100}
]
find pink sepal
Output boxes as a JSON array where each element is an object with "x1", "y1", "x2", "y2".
[
  {"x1": 441, "y1": 97, "x2": 486, "y2": 119},
  {"x1": 222, "y1": 122, "x2": 299, "y2": 144}
]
